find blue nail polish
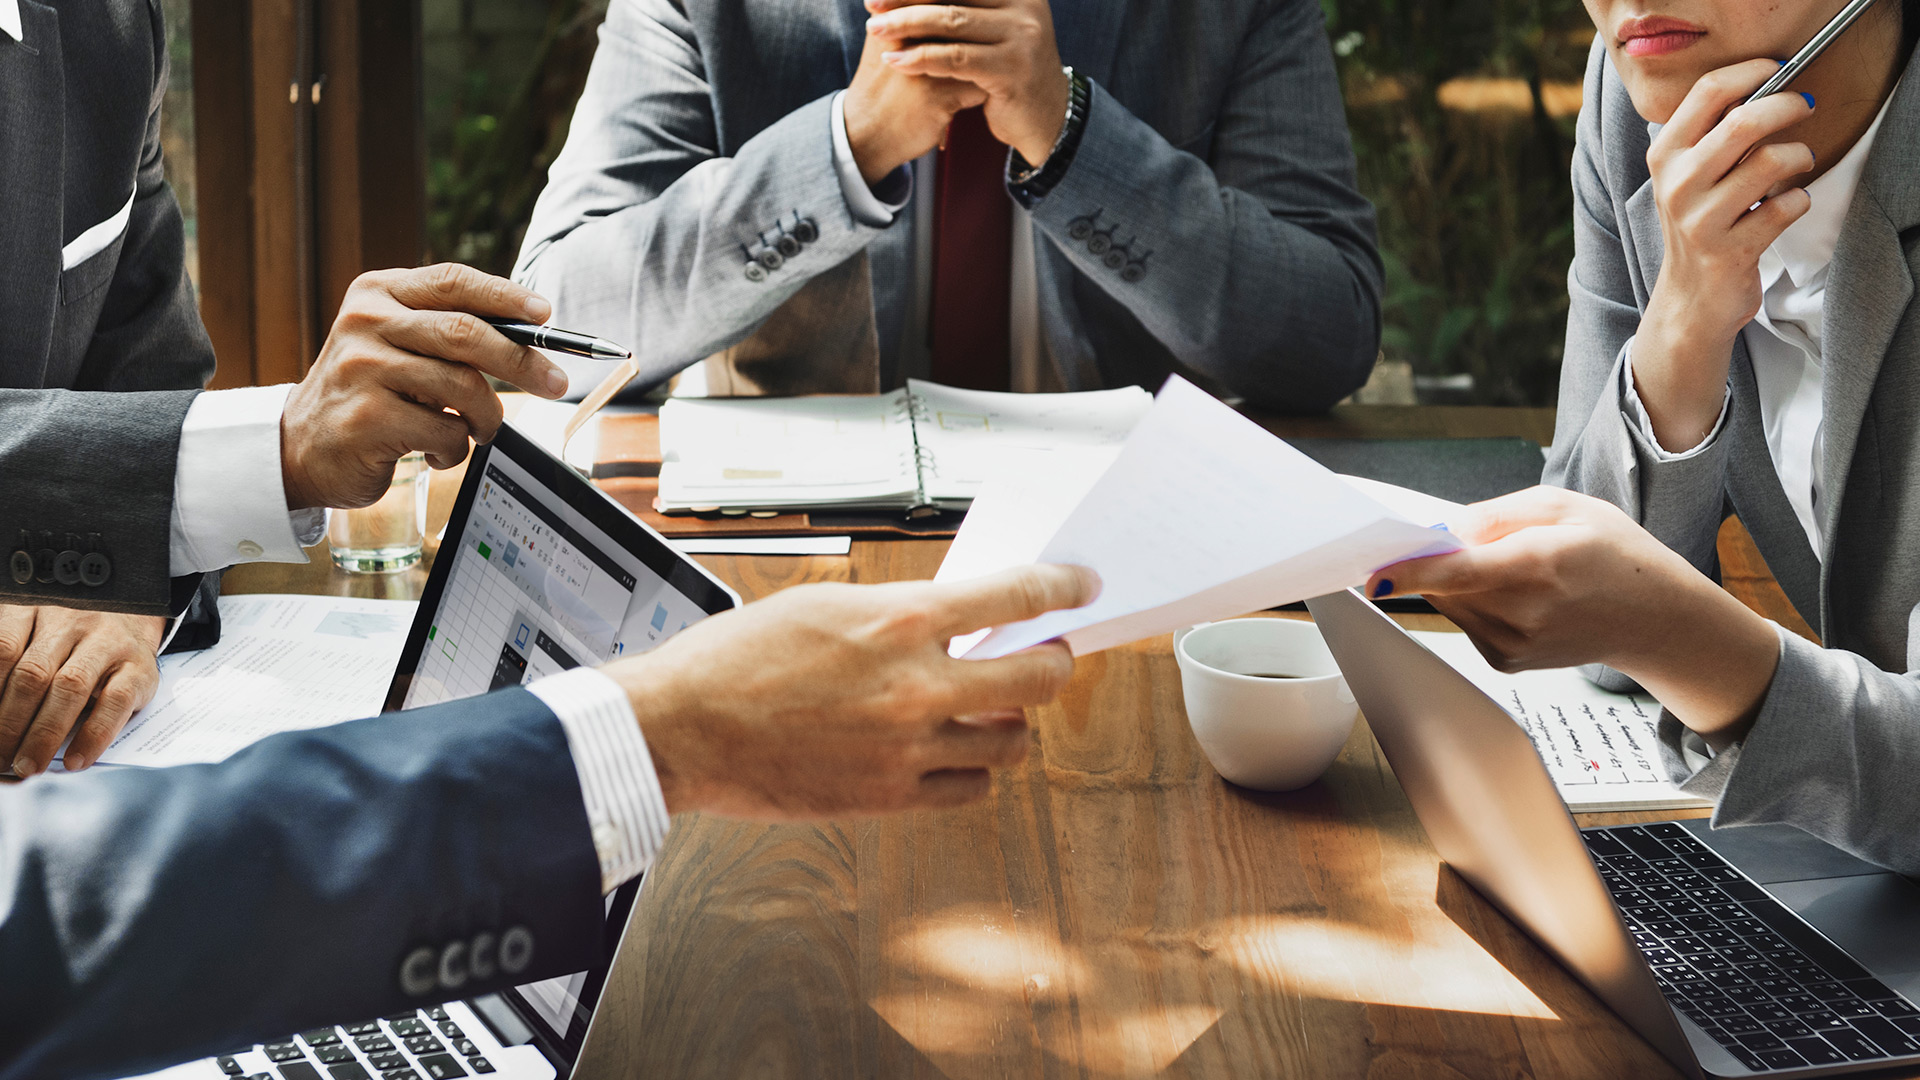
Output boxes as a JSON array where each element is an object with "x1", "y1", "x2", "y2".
[
  {"x1": 1801, "y1": 92, "x2": 1816, "y2": 109},
  {"x1": 1372, "y1": 579, "x2": 1394, "y2": 599}
]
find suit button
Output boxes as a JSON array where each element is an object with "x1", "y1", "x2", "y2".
[
  {"x1": 1121, "y1": 263, "x2": 1147, "y2": 283},
  {"x1": 1067, "y1": 218, "x2": 1095, "y2": 241},
  {"x1": 1102, "y1": 249, "x2": 1127, "y2": 271},
  {"x1": 79, "y1": 553, "x2": 111, "y2": 587},
  {"x1": 793, "y1": 218, "x2": 819, "y2": 243},
  {"x1": 34, "y1": 549, "x2": 56, "y2": 584},
  {"x1": 52, "y1": 550, "x2": 81, "y2": 586},
  {"x1": 757, "y1": 249, "x2": 784, "y2": 271},
  {"x1": 1087, "y1": 233, "x2": 1112, "y2": 256},
  {"x1": 8, "y1": 551, "x2": 30, "y2": 585},
  {"x1": 399, "y1": 946, "x2": 438, "y2": 997},
  {"x1": 775, "y1": 234, "x2": 802, "y2": 258},
  {"x1": 744, "y1": 262, "x2": 767, "y2": 283},
  {"x1": 236, "y1": 539, "x2": 265, "y2": 559}
]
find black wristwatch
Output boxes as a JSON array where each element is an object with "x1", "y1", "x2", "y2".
[{"x1": 1008, "y1": 66, "x2": 1091, "y2": 208}]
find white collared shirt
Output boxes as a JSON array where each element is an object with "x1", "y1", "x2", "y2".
[
  {"x1": 0, "y1": 0, "x2": 22, "y2": 44},
  {"x1": 1624, "y1": 87, "x2": 1897, "y2": 559}
]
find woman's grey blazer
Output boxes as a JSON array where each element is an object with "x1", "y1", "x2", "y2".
[{"x1": 1545, "y1": 39, "x2": 1920, "y2": 873}]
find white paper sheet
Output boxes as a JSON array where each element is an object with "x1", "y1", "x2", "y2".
[
  {"x1": 942, "y1": 377, "x2": 1462, "y2": 659},
  {"x1": 909, "y1": 380, "x2": 1152, "y2": 503},
  {"x1": 671, "y1": 536, "x2": 854, "y2": 555},
  {"x1": 97, "y1": 594, "x2": 417, "y2": 768},
  {"x1": 1412, "y1": 631, "x2": 1712, "y2": 813}
]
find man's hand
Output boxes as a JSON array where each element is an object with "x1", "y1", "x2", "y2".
[
  {"x1": 280, "y1": 264, "x2": 572, "y2": 511},
  {"x1": 843, "y1": 9, "x2": 988, "y2": 184},
  {"x1": 1365, "y1": 488, "x2": 1779, "y2": 746},
  {"x1": 602, "y1": 564, "x2": 1100, "y2": 820},
  {"x1": 867, "y1": 0, "x2": 1072, "y2": 167},
  {"x1": 0, "y1": 605, "x2": 166, "y2": 776}
]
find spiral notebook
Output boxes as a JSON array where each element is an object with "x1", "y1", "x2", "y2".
[{"x1": 655, "y1": 380, "x2": 1153, "y2": 513}]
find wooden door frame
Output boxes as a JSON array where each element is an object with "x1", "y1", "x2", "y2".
[{"x1": 191, "y1": 0, "x2": 425, "y2": 389}]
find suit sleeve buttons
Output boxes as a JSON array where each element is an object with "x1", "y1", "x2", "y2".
[
  {"x1": 774, "y1": 234, "x2": 802, "y2": 258},
  {"x1": 1121, "y1": 262, "x2": 1147, "y2": 283},
  {"x1": 1067, "y1": 215, "x2": 1096, "y2": 241},
  {"x1": 34, "y1": 549, "x2": 56, "y2": 584},
  {"x1": 757, "y1": 248, "x2": 785, "y2": 271},
  {"x1": 744, "y1": 262, "x2": 768, "y2": 283},
  {"x1": 8, "y1": 551, "x2": 31, "y2": 585},
  {"x1": 79, "y1": 553, "x2": 111, "y2": 588},
  {"x1": 53, "y1": 550, "x2": 82, "y2": 586},
  {"x1": 793, "y1": 218, "x2": 819, "y2": 243}
]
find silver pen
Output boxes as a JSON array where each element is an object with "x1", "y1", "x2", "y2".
[{"x1": 1744, "y1": 0, "x2": 1880, "y2": 104}]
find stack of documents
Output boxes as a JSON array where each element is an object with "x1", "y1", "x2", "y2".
[
  {"x1": 937, "y1": 375, "x2": 1463, "y2": 658},
  {"x1": 656, "y1": 380, "x2": 1152, "y2": 513},
  {"x1": 94, "y1": 594, "x2": 416, "y2": 769}
]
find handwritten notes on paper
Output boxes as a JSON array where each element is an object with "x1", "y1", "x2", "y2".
[
  {"x1": 938, "y1": 376, "x2": 1462, "y2": 659},
  {"x1": 1413, "y1": 631, "x2": 1711, "y2": 813},
  {"x1": 97, "y1": 594, "x2": 416, "y2": 769}
]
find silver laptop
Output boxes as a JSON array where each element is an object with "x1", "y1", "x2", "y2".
[
  {"x1": 1308, "y1": 587, "x2": 1920, "y2": 1079},
  {"x1": 128, "y1": 421, "x2": 741, "y2": 1080}
]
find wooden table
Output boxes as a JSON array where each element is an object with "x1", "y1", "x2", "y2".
[{"x1": 221, "y1": 404, "x2": 1798, "y2": 1080}]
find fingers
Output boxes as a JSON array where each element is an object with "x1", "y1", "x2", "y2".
[
  {"x1": 358, "y1": 265, "x2": 566, "y2": 399},
  {"x1": 934, "y1": 564, "x2": 1101, "y2": 638},
  {"x1": 398, "y1": 401, "x2": 477, "y2": 472},
  {"x1": 367, "y1": 334, "x2": 507, "y2": 441},
  {"x1": 63, "y1": 663, "x2": 158, "y2": 771},
  {"x1": 884, "y1": 41, "x2": 1000, "y2": 81},
  {"x1": 1442, "y1": 486, "x2": 1587, "y2": 545},
  {"x1": 0, "y1": 619, "x2": 81, "y2": 776},
  {"x1": 868, "y1": 0, "x2": 1011, "y2": 12},
  {"x1": 379, "y1": 308, "x2": 563, "y2": 403},
  {"x1": 869, "y1": 4, "x2": 1009, "y2": 43},
  {"x1": 924, "y1": 712, "x2": 1031, "y2": 771},
  {"x1": 379, "y1": 262, "x2": 551, "y2": 323},
  {"x1": 1686, "y1": 92, "x2": 1814, "y2": 193},
  {"x1": 939, "y1": 642, "x2": 1075, "y2": 713},
  {"x1": 1652, "y1": 58, "x2": 1786, "y2": 157},
  {"x1": 0, "y1": 605, "x2": 34, "y2": 683},
  {"x1": 914, "y1": 768, "x2": 995, "y2": 809}
]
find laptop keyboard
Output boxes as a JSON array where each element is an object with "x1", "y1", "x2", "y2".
[
  {"x1": 210, "y1": 1007, "x2": 496, "y2": 1080},
  {"x1": 1586, "y1": 822, "x2": 1920, "y2": 1073}
]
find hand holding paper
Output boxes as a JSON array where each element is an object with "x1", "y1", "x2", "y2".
[{"x1": 938, "y1": 377, "x2": 1464, "y2": 658}]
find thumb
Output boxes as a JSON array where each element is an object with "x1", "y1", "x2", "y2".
[{"x1": 1365, "y1": 546, "x2": 1499, "y2": 602}]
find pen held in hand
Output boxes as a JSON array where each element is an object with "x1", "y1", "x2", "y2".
[{"x1": 486, "y1": 319, "x2": 632, "y2": 361}]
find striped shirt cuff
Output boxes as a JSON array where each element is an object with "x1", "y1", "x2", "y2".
[{"x1": 528, "y1": 667, "x2": 672, "y2": 894}]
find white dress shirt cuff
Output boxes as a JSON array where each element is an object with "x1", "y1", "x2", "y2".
[
  {"x1": 169, "y1": 385, "x2": 327, "y2": 577},
  {"x1": 1619, "y1": 336, "x2": 1731, "y2": 462},
  {"x1": 529, "y1": 666, "x2": 672, "y2": 895},
  {"x1": 831, "y1": 91, "x2": 913, "y2": 228}
]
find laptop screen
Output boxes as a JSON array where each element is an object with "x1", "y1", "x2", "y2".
[{"x1": 384, "y1": 421, "x2": 739, "y2": 1064}]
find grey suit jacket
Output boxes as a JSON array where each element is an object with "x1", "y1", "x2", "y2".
[
  {"x1": 0, "y1": 0, "x2": 218, "y2": 621},
  {"x1": 514, "y1": 0, "x2": 1382, "y2": 410},
  {"x1": 1546, "y1": 40, "x2": 1920, "y2": 873}
]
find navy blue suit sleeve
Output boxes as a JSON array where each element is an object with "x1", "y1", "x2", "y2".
[{"x1": 0, "y1": 688, "x2": 605, "y2": 1080}]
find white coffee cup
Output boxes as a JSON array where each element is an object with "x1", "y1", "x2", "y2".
[{"x1": 1173, "y1": 618, "x2": 1359, "y2": 791}]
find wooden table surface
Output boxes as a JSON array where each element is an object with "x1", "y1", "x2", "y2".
[{"x1": 221, "y1": 403, "x2": 1815, "y2": 1080}]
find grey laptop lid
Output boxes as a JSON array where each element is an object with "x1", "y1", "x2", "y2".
[{"x1": 1305, "y1": 587, "x2": 1701, "y2": 1076}]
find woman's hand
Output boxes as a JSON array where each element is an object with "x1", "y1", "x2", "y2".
[
  {"x1": 1634, "y1": 59, "x2": 1817, "y2": 452},
  {"x1": 1366, "y1": 488, "x2": 1780, "y2": 747},
  {"x1": 0, "y1": 605, "x2": 166, "y2": 776}
]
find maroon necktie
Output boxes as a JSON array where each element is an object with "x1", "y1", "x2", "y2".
[{"x1": 928, "y1": 107, "x2": 1013, "y2": 390}]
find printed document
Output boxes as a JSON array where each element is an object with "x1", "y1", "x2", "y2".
[
  {"x1": 938, "y1": 376, "x2": 1463, "y2": 659},
  {"x1": 1414, "y1": 630, "x2": 1712, "y2": 813},
  {"x1": 98, "y1": 594, "x2": 416, "y2": 768}
]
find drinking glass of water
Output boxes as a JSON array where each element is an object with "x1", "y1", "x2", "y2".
[{"x1": 329, "y1": 452, "x2": 429, "y2": 573}]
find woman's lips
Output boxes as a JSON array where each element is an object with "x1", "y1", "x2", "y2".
[{"x1": 1618, "y1": 15, "x2": 1708, "y2": 57}]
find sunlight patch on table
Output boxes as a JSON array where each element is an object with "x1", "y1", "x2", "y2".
[{"x1": 1211, "y1": 913, "x2": 1560, "y2": 1020}]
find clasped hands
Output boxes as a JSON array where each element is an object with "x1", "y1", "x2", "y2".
[{"x1": 844, "y1": 0, "x2": 1072, "y2": 184}]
